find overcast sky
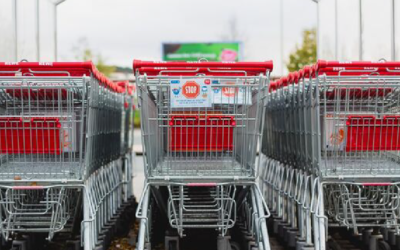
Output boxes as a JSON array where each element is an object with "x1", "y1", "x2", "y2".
[{"x1": 58, "y1": 0, "x2": 317, "y2": 75}]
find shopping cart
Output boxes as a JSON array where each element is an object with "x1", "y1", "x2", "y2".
[
  {"x1": 134, "y1": 60, "x2": 272, "y2": 250},
  {"x1": 261, "y1": 60, "x2": 400, "y2": 250},
  {"x1": 0, "y1": 62, "x2": 135, "y2": 250},
  {"x1": 134, "y1": 60, "x2": 272, "y2": 181}
]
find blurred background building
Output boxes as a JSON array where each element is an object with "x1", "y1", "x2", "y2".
[
  {"x1": 0, "y1": 0, "x2": 399, "y2": 77},
  {"x1": 0, "y1": 0, "x2": 65, "y2": 62},
  {"x1": 316, "y1": 0, "x2": 399, "y2": 61}
]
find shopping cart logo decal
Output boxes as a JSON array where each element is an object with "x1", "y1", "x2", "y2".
[
  {"x1": 201, "y1": 86, "x2": 209, "y2": 98},
  {"x1": 39, "y1": 62, "x2": 53, "y2": 66},
  {"x1": 330, "y1": 128, "x2": 345, "y2": 145},
  {"x1": 63, "y1": 130, "x2": 72, "y2": 149},
  {"x1": 324, "y1": 116, "x2": 347, "y2": 150},
  {"x1": 172, "y1": 88, "x2": 180, "y2": 95},
  {"x1": 170, "y1": 79, "x2": 212, "y2": 108}
]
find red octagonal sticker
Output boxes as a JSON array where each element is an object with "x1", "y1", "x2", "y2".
[{"x1": 182, "y1": 81, "x2": 200, "y2": 99}]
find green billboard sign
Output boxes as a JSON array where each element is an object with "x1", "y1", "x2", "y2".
[{"x1": 162, "y1": 42, "x2": 241, "y2": 62}]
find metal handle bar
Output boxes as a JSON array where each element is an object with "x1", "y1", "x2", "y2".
[{"x1": 27, "y1": 69, "x2": 71, "y2": 76}]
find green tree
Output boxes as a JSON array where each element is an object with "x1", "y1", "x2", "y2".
[
  {"x1": 72, "y1": 38, "x2": 115, "y2": 77},
  {"x1": 287, "y1": 28, "x2": 317, "y2": 72},
  {"x1": 95, "y1": 55, "x2": 115, "y2": 77}
]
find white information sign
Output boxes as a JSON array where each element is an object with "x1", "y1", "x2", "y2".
[
  {"x1": 212, "y1": 79, "x2": 252, "y2": 105},
  {"x1": 170, "y1": 79, "x2": 212, "y2": 108}
]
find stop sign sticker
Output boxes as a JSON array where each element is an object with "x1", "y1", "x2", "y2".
[
  {"x1": 182, "y1": 81, "x2": 200, "y2": 99},
  {"x1": 222, "y1": 82, "x2": 238, "y2": 97}
]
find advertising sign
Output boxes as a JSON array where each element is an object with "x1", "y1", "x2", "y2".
[{"x1": 162, "y1": 42, "x2": 241, "y2": 62}]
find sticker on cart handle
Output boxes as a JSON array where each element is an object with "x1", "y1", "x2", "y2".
[{"x1": 170, "y1": 79, "x2": 212, "y2": 108}]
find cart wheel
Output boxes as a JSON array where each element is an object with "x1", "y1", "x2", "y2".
[
  {"x1": 168, "y1": 240, "x2": 178, "y2": 250},
  {"x1": 326, "y1": 239, "x2": 342, "y2": 250},
  {"x1": 378, "y1": 240, "x2": 391, "y2": 250},
  {"x1": 230, "y1": 241, "x2": 240, "y2": 250}
]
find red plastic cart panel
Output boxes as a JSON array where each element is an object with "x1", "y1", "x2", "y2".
[
  {"x1": 325, "y1": 88, "x2": 393, "y2": 100},
  {"x1": 169, "y1": 116, "x2": 235, "y2": 152},
  {"x1": 346, "y1": 116, "x2": 400, "y2": 151},
  {"x1": 0, "y1": 117, "x2": 62, "y2": 154}
]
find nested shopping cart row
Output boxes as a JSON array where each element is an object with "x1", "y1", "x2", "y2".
[
  {"x1": 260, "y1": 60, "x2": 400, "y2": 250},
  {"x1": 0, "y1": 62, "x2": 135, "y2": 250},
  {"x1": 134, "y1": 60, "x2": 273, "y2": 250}
]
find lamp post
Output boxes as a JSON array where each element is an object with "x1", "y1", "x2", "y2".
[
  {"x1": 359, "y1": 0, "x2": 363, "y2": 60},
  {"x1": 391, "y1": 0, "x2": 396, "y2": 60},
  {"x1": 280, "y1": 0, "x2": 284, "y2": 76},
  {"x1": 13, "y1": 0, "x2": 17, "y2": 61},
  {"x1": 311, "y1": 0, "x2": 320, "y2": 59},
  {"x1": 50, "y1": 0, "x2": 66, "y2": 61}
]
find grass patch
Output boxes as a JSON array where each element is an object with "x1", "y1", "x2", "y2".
[{"x1": 134, "y1": 110, "x2": 141, "y2": 128}]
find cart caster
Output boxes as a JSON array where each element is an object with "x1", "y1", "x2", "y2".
[
  {"x1": 362, "y1": 229, "x2": 373, "y2": 247},
  {"x1": 11, "y1": 240, "x2": 27, "y2": 250},
  {"x1": 66, "y1": 239, "x2": 81, "y2": 250},
  {"x1": 217, "y1": 236, "x2": 233, "y2": 250},
  {"x1": 230, "y1": 241, "x2": 240, "y2": 250},
  {"x1": 277, "y1": 222, "x2": 290, "y2": 240},
  {"x1": 378, "y1": 240, "x2": 391, "y2": 250},
  {"x1": 247, "y1": 240, "x2": 258, "y2": 250},
  {"x1": 167, "y1": 240, "x2": 178, "y2": 250},
  {"x1": 326, "y1": 239, "x2": 342, "y2": 250},
  {"x1": 388, "y1": 230, "x2": 397, "y2": 246},
  {"x1": 272, "y1": 218, "x2": 283, "y2": 235},
  {"x1": 295, "y1": 239, "x2": 314, "y2": 250},
  {"x1": 165, "y1": 235, "x2": 179, "y2": 250},
  {"x1": 285, "y1": 229, "x2": 298, "y2": 248}
]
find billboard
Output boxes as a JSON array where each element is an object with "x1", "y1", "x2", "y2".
[{"x1": 162, "y1": 42, "x2": 241, "y2": 62}]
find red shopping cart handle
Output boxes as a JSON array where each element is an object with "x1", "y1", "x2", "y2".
[
  {"x1": 317, "y1": 60, "x2": 400, "y2": 70},
  {"x1": 302, "y1": 65, "x2": 316, "y2": 78},
  {"x1": 132, "y1": 60, "x2": 273, "y2": 75},
  {"x1": 134, "y1": 67, "x2": 271, "y2": 76},
  {"x1": 269, "y1": 81, "x2": 277, "y2": 92},
  {"x1": 0, "y1": 61, "x2": 132, "y2": 95},
  {"x1": 0, "y1": 61, "x2": 93, "y2": 70}
]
